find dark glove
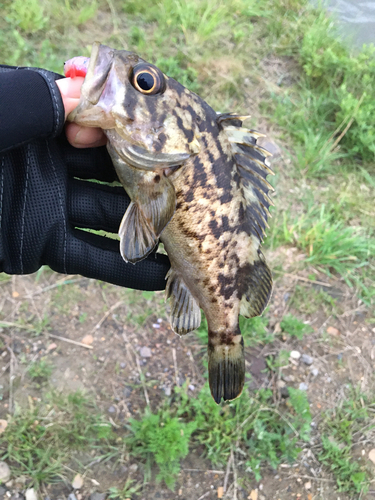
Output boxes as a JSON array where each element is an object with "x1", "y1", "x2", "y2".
[{"x1": 0, "y1": 118, "x2": 170, "y2": 291}]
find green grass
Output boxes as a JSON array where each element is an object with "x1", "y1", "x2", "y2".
[
  {"x1": 0, "y1": 0, "x2": 374, "y2": 496},
  {"x1": 174, "y1": 383, "x2": 311, "y2": 480},
  {"x1": 126, "y1": 407, "x2": 196, "y2": 489},
  {"x1": 318, "y1": 388, "x2": 375, "y2": 494},
  {"x1": 280, "y1": 314, "x2": 314, "y2": 340},
  {"x1": 0, "y1": 391, "x2": 113, "y2": 488},
  {"x1": 290, "y1": 285, "x2": 339, "y2": 315},
  {"x1": 268, "y1": 203, "x2": 375, "y2": 304},
  {"x1": 27, "y1": 359, "x2": 53, "y2": 386}
]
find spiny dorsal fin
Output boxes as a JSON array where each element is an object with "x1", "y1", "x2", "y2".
[{"x1": 219, "y1": 117, "x2": 275, "y2": 242}]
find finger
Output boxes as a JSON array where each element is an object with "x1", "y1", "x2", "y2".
[
  {"x1": 47, "y1": 229, "x2": 170, "y2": 291},
  {"x1": 68, "y1": 178, "x2": 130, "y2": 233},
  {"x1": 65, "y1": 122, "x2": 107, "y2": 148}
]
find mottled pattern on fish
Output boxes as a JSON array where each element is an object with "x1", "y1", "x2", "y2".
[{"x1": 67, "y1": 44, "x2": 274, "y2": 403}]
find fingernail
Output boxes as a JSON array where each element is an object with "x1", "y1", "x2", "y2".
[{"x1": 74, "y1": 127, "x2": 102, "y2": 147}]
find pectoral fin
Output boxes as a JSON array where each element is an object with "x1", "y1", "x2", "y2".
[
  {"x1": 165, "y1": 269, "x2": 201, "y2": 335},
  {"x1": 119, "y1": 174, "x2": 176, "y2": 263}
]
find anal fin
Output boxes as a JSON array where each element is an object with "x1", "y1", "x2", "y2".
[
  {"x1": 240, "y1": 251, "x2": 273, "y2": 318},
  {"x1": 208, "y1": 336, "x2": 245, "y2": 404},
  {"x1": 165, "y1": 269, "x2": 201, "y2": 335}
]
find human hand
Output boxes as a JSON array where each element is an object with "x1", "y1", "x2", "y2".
[{"x1": 56, "y1": 77, "x2": 107, "y2": 149}]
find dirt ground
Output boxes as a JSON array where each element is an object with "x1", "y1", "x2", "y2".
[{"x1": 1, "y1": 238, "x2": 374, "y2": 500}]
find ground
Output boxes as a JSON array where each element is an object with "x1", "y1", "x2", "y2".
[
  {"x1": 0, "y1": 163, "x2": 374, "y2": 499},
  {"x1": 1, "y1": 0, "x2": 375, "y2": 499}
]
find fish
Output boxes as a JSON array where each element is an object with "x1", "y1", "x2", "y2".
[{"x1": 66, "y1": 43, "x2": 274, "y2": 404}]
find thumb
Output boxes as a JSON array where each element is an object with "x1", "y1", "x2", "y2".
[{"x1": 56, "y1": 77, "x2": 85, "y2": 120}]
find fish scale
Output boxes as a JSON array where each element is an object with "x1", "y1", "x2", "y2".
[{"x1": 66, "y1": 43, "x2": 274, "y2": 403}]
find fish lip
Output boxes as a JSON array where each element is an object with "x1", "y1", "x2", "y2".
[{"x1": 116, "y1": 142, "x2": 191, "y2": 171}]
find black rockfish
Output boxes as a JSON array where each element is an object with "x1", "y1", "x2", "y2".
[{"x1": 66, "y1": 43, "x2": 274, "y2": 403}]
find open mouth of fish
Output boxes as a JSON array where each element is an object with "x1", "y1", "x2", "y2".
[{"x1": 65, "y1": 48, "x2": 193, "y2": 172}]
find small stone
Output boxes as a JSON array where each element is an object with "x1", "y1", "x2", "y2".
[
  {"x1": 88, "y1": 493, "x2": 106, "y2": 500},
  {"x1": 301, "y1": 354, "x2": 314, "y2": 365},
  {"x1": 0, "y1": 462, "x2": 11, "y2": 483},
  {"x1": 25, "y1": 489, "x2": 38, "y2": 500},
  {"x1": 310, "y1": 368, "x2": 319, "y2": 377},
  {"x1": 152, "y1": 323, "x2": 160, "y2": 329},
  {"x1": 290, "y1": 351, "x2": 301, "y2": 360},
  {"x1": 369, "y1": 448, "x2": 375, "y2": 465},
  {"x1": 0, "y1": 486, "x2": 6, "y2": 498},
  {"x1": 299, "y1": 382, "x2": 308, "y2": 391},
  {"x1": 81, "y1": 335, "x2": 94, "y2": 346},
  {"x1": 248, "y1": 489, "x2": 258, "y2": 500},
  {"x1": 108, "y1": 406, "x2": 116, "y2": 414},
  {"x1": 304, "y1": 481, "x2": 312, "y2": 490},
  {"x1": 140, "y1": 346, "x2": 152, "y2": 358},
  {"x1": 327, "y1": 326, "x2": 340, "y2": 336},
  {"x1": 0, "y1": 420, "x2": 8, "y2": 435},
  {"x1": 72, "y1": 473, "x2": 84, "y2": 489},
  {"x1": 277, "y1": 380, "x2": 286, "y2": 388},
  {"x1": 46, "y1": 343, "x2": 57, "y2": 352},
  {"x1": 120, "y1": 362, "x2": 126, "y2": 368},
  {"x1": 164, "y1": 386, "x2": 171, "y2": 396},
  {"x1": 68, "y1": 494, "x2": 77, "y2": 500},
  {"x1": 283, "y1": 375, "x2": 295, "y2": 382},
  {"x1": 188, "y1": 384, "x2": 195, "y2": 391},
  {"x1": 129, "y1": 464, "x2": 138, "y2": 472}
]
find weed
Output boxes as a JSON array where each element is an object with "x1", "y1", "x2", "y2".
[
  {"x1": 7, "y1": 0, "x2": 47, "y2": 33},
  {"x1": 270, "y1": 204, "x2": 375, "y2": 300},
  {"x1": 27, "y1": 359, "x2": 53, "y2": 385},
  {"x1": 108, "y1": 479, "x2": 142, "y2": 500},
  {"x1": 290, "y1": 285, "x2": 339, "y2": 315},
  {"x1": 280, "y1": 314, "x2": 313, "y2": 339},
  {"x1": 175, "y1": 383, "x2": 311, "y2": 479},
  {"x1": 318, "y1": 389, "x2": 375, "y2": 493},
  {"x1": 0, "y1": 391, "x2": 113, "y2": 488},
  {"x1": 126, "y1": 408, "x2": 196, "y2": 489},
  {"x1": 266, "y1": 349, "x2": 290, "y2": 372}
]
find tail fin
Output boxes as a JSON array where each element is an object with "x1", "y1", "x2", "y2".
[{"x1": 208, "y1": 337, "x2": 245, "y2": 404}]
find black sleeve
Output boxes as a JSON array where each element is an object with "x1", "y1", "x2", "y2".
[{"x1": 0, "y1": 65, "x2": 65, "y2": 153}]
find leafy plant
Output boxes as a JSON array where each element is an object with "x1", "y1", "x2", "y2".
[
  {"x1": 280, "y1": 314, "x2": 313, "y2": 339},
  {"x1": 318, "y1": 389, "x2": 375, "y2": 494},
  {"x1": 27, "y1": 359, "x2": 53, "y2": 385},
  {"x1": 126, "y1": 408, "x2": 196, "y2": 489},
  {"x1": 174, "y1": 384, "x2": 311, "y2": 479},
  {"x1": 108, "y1": 479, "x2": 142, "y2": 500},
  {"x1": 0, "y1": 391, "x2": 113, "y2": 488}
]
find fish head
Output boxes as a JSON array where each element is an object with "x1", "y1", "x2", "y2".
[{"x1": 67, "y1": 43, "x2": 204, "y2": 169}]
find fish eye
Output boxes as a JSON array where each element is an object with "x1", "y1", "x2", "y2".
[{"x1": 131, "y1": 63, "x2": 165, "y2": 95}]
